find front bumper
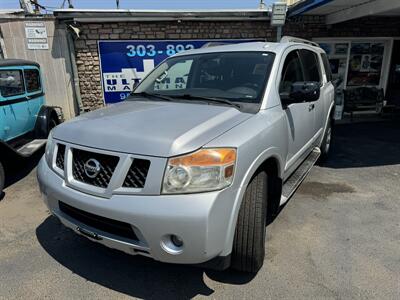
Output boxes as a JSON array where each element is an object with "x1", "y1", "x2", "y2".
[{"x1": 37, "y1": 157, "x2": 238, "y2": 265}]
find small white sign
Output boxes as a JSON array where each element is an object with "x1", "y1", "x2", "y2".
[
  {"x1": 27, "y1": 43, "x2": 49, "y2": 50},
  {"x1": 25, "y1": 22, "x2": 48, "y2": 50},
  {"x1": 25, "y1": 26, "x2": 47, "y2": 39},
  {"x1": 271, "y1": 3, "x2": 287, "y2": 26}
]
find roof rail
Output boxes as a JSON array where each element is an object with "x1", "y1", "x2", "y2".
[
  {"x1": 280, "y1": 36, "x2": 320, "y2": 47},
  {"x1": 201, "y1": 42, "x2": 230, "y2": 48}
]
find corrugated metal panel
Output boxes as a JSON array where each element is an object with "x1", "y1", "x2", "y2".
[{"x1": 0, "y1": 19, "x2": 76, "y2": 119}]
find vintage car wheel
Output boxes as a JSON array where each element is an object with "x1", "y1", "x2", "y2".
[{"x1": 231, "y1": 171, "x2": 267, "y2": 273}]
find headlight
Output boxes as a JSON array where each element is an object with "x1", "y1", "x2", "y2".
[
  {"x1": 45, "y1": 131, "x2": 55, "y2": 168},
  {"x1": 162, "y1": 148, "x2": 236, "y2": 194}
]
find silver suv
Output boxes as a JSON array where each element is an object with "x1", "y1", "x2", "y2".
[{"x1": 37, "y1": 37, "x2": 334, "y2": 273}]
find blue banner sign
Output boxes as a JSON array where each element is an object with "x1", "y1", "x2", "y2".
[{"x1": 98, "y1": 40, "x2": 255, "y2": 104}]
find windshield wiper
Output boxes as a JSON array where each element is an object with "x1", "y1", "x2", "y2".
[
  {"x1": 130, "y1": 92, "x2": 173, "y2": 102},
  {"x1": 169, "y1": 94, "x2": 241, "y2": 109}
]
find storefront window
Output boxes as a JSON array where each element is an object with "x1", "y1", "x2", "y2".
[
  {"x1": 316, "y1": 39, "x2": 390, "y2": 120},
  {"x1": 347, "y1": 42, "x2": 384, "y2": 86}
]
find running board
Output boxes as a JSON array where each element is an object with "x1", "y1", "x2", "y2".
[
  {"x1": 280, "y1": 147, "x2": 321, "y2": 205},
  {"x1": 17, "y1": 139, "x2": 47, "y2": 156}
]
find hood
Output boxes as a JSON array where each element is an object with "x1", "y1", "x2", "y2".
[{"x1": 53, "y1": 100, "x2": 252, "y2": 157}]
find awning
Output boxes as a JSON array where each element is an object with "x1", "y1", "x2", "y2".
[{"x1": 289, "y1": 0, "x2": 400, "y2": 24}]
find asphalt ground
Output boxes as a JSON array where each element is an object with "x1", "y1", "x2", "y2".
[{"x1": 0, "y1": 121, "x2": 399, "y2": 299}]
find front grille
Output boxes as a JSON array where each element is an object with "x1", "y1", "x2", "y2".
[
  {"x1": 59, "y1": 201, "x2": 138, "y2": 241},
  {"x1": 72, "y1": 148, "x2": 119, "y2": 188},
  {"x1": 56, "y1": 144, "x2": 66, "y2": 170},
  {"x1": 123, "y1": 159, "x2": 151, "y2": 188}
]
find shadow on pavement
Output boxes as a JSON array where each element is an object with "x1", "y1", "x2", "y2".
[
  {"x1": 36, "y1": 216, "x2": 255, "y2": 299},
  {"x1": 1, "y1": 150, "x2": 44, "y2": 202},
  {"x1": 4, "y1": 150, "x2": 43, "y2": 189},
  {"x1": 323, "y1": 120, "x2": 400, "y2": 168}
]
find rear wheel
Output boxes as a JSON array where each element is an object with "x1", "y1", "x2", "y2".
[
  {"x1": 319, "y1": 118, "x2": 332, "y2": 162},
  {"x1": 0, "y1": 162, "x2": 5, "y2": 195},
  {"x1": 231, "y1": 171, "x2": 267, "y2": 273}
]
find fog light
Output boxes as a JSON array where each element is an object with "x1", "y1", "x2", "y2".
[
  {"x1": 171, "y1": 235, "x2": 184, "y2": 247},
  {"x1": 160, "y1": 234, "x2": 184, "y2": 255}
]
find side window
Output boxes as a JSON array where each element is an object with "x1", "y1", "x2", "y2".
[
  {"x1": 279, "y1": 50, "x2": 304, "y2": 95},
  {"x1": 24, "y1": 69, "x2": 41, "y2": 93},
  {"x1": 299, "y1": 49, "x2": 321, "y2": 83},
  {"x1": 154, "y1": 60, "x2": 193, "y2": 91},
  {"x1": 321, "y1": 53, "x2": 332, "y2": 82},
  {"x1": 0, "y1": 70, "x2": 25, "y2": 98}
]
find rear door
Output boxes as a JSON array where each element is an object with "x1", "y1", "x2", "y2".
[
  {"x1": 0, "y1": 68, "x2": 30, "y2": 141},
  {"x1": 298, "y1": 49, "x2": 326, "y2": 141},
  {"x1": 279, "y1": 49, "x2": 315, "y2": 172}
]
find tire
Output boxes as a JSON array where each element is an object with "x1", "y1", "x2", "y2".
[
  {"x1": 319, "y1": 118, "x2": 332, "y2": 162},
  {"x1": 0, "y1": 162, "x2": 4, "y2": 195},
  {"x1": 231, "y1": 171, "x2": 268, "y2": 273},
  {"x1": 47, "y1": 117, "x2": 58, "y2": 136}
]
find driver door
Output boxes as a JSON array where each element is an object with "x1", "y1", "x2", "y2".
[{"x1": 279, "y1": 49, "x2": 315, "y2": 174}]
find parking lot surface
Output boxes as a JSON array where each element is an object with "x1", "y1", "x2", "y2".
[{"x1": 0, "y1": 121, "x2": 399, "y2": 299}]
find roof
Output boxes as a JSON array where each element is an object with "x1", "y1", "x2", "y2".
[
  {"x1": 53, "y1": 8, "x2": 271, "y2": 22},
  {"x1": 288, "y1": 0, "x2": 400, "y2": 24},
  {"x1": 0, "y1": 59, "x2": 40, "y2": 68},
  {"x1": 0, "y1": 9, "x2": 25, "y2": 19}
]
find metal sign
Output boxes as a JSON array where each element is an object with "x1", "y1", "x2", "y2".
[
  {"x1": 25, "y1": 22, "x2": 48, "y2": 50},
  {"x1": 271, "y1": 2, "x2": 287, "y2": 26},
  {"x1": 98, "y1": 39, "x2": 256, "y2": 104}
]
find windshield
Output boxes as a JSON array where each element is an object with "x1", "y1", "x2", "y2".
[{"x1": 132, "y1": 51, "x2": 275, "y2": 112}]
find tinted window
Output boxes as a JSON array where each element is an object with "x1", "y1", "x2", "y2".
[
  {"x1": 279, "y1": 50, "x2": 304, "y2": 95},
  {"x1": 24, "y1": 69, "x2": 41, "y2": 93},
  {"x1": 0, "y1": 70, "x2": 25, "y2": 97},
  {"x1": 135, "y1": 52, "x2": 275, "y2": 105},
  {"x1": 321, "y1": 53, "x2": 332, "y2": 82},
  {"x1": 299, "y1": 49, "x2": 321, "y2": 82}
]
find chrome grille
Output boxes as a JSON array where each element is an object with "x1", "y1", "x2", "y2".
[
  {"x1": 56, "y1": 144, "x2": 66, "y2": 170},
  {"x1": 123, "y1": 159, "x2": 151, "y2": 188},
  {"x1": 72, "y1": 148, "x2": 119, "y2": 188}
]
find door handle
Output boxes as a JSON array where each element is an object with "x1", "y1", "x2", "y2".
[{"x1": 308, "y1": 104, "x2": 315, "y2": 111}]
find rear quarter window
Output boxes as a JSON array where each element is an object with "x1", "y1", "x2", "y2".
[{"x1": 24, "y1": 69, "x2": 41, "y2": 93}]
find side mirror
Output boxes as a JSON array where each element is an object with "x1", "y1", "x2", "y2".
[{"x1": 281, "y1": 81, "x2": 320, "y2": 106}]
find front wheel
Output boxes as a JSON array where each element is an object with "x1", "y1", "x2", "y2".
[
  {"x1": 231, "y1": 171, "x2": 267, "y2": 273},
  {"x1": 0, "y1": 162, "x2": 5, "y2": 195}
]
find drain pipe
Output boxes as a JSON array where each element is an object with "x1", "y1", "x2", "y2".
[{"x1": 65, "y1": 23, "x2": 84, "y2": 115}]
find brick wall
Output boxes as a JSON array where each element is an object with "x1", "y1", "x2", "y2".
[{"x1": 73, "y1": 16, "x2": 400, "y2": 111}]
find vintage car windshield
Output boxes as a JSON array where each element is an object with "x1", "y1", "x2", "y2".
[{"x1": 132, "y1": 51, "x2": 275, "y2": 112}]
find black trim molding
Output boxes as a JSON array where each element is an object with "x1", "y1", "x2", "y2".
[{"x1": 0, "y1": 92, "x2": 44, "y2": 107}]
